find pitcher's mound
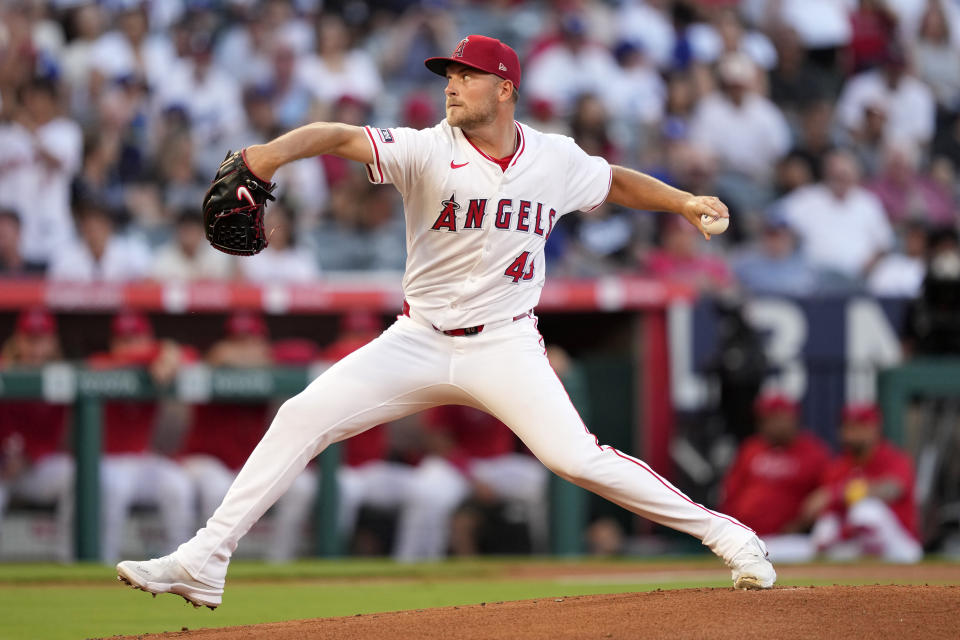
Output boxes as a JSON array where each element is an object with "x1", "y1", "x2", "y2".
[{"x1": 109, "y1": 584, "x2": 960, "y2": 640}]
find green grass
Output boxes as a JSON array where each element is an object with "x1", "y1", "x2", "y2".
[{"x1": 0, "y1": 557, "x2": 955, "y2": 640}]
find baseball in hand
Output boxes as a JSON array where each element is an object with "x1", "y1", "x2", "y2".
[{"x1": 700, "y1": 213, "x2": 729, "y2": 235}]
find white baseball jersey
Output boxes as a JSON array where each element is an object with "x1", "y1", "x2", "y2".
[{"x1": 362, "y1": 120, "x2": 612, "y2": 331}]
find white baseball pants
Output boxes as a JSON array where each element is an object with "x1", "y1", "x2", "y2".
[
  {"x1": 176, "y1": 314, "x2": 756, "y2": 588},
  {"x1": 101, "y1": 454, "x2": 193, "y2": 563},
  {"x1": 0, "y1": 453, "x2": 74, "y2": 560},
  {"x1": 391, "y1": 453, "x2": 549, "y2": 561}
]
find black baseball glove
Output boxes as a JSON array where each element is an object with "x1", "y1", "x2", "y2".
[{"x1": 202, "y1": 150, "x2": 277, "y2": 256}]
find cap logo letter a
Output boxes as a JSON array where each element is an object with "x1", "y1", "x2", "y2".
[{"x1": 454, "y1": 37, "x2": 469, "y2": 58}]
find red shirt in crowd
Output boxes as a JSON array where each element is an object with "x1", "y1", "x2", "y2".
[
  {"x1": 821, "y1": 440, "x2": 919, "y2": 539},
  {"x1": 720, "y1": 432, "x2": 830, "y2": 536},
  {"x1": 0, "y1": 402, "x2": 69, "y2": 462}
]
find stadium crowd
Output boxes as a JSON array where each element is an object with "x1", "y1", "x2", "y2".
[{"x1": 0, "y1": 0, "x2": 958, "y2": 293}]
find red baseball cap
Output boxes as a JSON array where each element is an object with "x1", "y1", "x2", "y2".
[
  {"x1": 16, "y1": 307, "x2": 56, "y2": 336},
  {"x1": 226, "y1": 312, "x2": 269, "y2": 338},
  {"x1": 111, "y1": 311, "x2": 153, "y2": 338},
  {"x1": 754, "y1": 393, "x2": 799, "y2": 417},
  {"x1": 425, "y1": 35, "x2": 521, "y2": 88},
  {"x1": 841, "y1": 403, "x2": 882, "y2": 427}
]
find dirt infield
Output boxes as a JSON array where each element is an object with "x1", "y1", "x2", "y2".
[{"x1": 107, "y1": 585, "x2": 959, "y2": 640}]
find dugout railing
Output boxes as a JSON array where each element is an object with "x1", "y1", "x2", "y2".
[{"x1": 1, "y1": 364, "x2": 594, "y2": 561}]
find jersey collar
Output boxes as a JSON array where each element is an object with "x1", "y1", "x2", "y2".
[{"x1": 461, "y1": 122, "x2": 526, "y2": 172}]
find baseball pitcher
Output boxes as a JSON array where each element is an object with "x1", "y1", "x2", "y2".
[{"x1": 117, "y1": 35, "x2": 775, "y2": 609}]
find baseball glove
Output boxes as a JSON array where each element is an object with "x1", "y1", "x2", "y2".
[{"x1": 202, "y1": 150, "x2": 276, "y2": 256}]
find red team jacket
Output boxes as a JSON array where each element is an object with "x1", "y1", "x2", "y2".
[
  {"x1": 0, "y1": 402, "x2": 69, "y2": 462},
  {"x1": 820, "y1": 440, "x2": 919, "y2": 539},
  {"x1": 720, "y1": 432, "x2": 830, "y2": 535},
  {"x1": 88, "y1": 342, "x2": 198, "y2": 455}
]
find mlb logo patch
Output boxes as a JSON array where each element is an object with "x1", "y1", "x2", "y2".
[{"x1": 378, "y1": 128, "x2": 395, "y2": 143}]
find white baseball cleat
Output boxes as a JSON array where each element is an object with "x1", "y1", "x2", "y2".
[
  {"x1": 727, "y1": 536, "x2": 777, "y2": 590},
  {"x1": 116, "y1": 554, "x2": 223, "y2": 609}
]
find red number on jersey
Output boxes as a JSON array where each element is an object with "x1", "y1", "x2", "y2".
[{"x1": 504, "y1": 251, "x2": 535, "y2": 283}]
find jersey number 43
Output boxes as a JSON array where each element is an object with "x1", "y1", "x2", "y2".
[{"x1": 504, "y1": 251, "x2": 535, "y2": 283}]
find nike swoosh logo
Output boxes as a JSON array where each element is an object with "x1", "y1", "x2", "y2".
[
  {"x1": 450, "y1": 161, "x2": 469, "y2": 169},
  {"x1": 236, "y1": 185, "x2": 255, "y2": 206}
]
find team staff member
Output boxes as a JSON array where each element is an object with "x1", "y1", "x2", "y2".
[
  {"x1": 118, "y1": 35, "x2": 774, "y2": 609},
  {"x1": 720, "y1": 394, "x2": 830, "y2": 562},
  {"x1": 804, "y1": 404, "x2": 922, "y2": 563},
  {"x1": 394, "y1": 405, "x2": 548, "y2": 560},
  {"x1": 90, "y1": 311, "x2": 194, "y2": 563},
  {"x1": 0, "y1": 308, "x2": 73, "y2": 560},
  {"x1": 178, "y1": 312, "x2": 317, "y2": 562}
]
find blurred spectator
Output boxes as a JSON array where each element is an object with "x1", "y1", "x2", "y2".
[
  {"x1": 0, "y1": 208, "x2": 44, "y2": 276},
  {"x1": 298, "y1": 15, "x2": 382, "y2": 108},
  {"x1": 847, "y1": 0, "x2": 898, "y2": 74},
  {"x1": 71, "y1": 132, "x2": 128, "y2": 225},
  {"x1": 689, "y1": 53, "x2": 790, "y2": 212},
  {"x1": 178, "y1": 312, "x2": 316, "y2": 562},
  {"x1": 688, "y1": 7, "x2": 778, "y2": 71},
  {"x1": 777, "y1": 0, "x2": 853, "y2": 56},
  {"x1": 561, "y1": 203, "x2": 637, "y2": 277},
  {"x1": 0, "y1": 76, "x2": 82, "y2": 268},
  {"x1": 932, "y1": 113, "x2": 960, "y2": 174},
  {"x1": 607, "y1": 40, "x2": 666, "y2": 130},
  {"x1": 525, "y1": 13, "x2": 622, "y2": 117},
  {"x1": 773, "y1": 152, "x2": 816, "y2": 198},
  {"x1": 867, "y1": 220, "x2": 929, "y2": 298},
  {"x1": 911, "y1": 0, "x2": 960, "y2": 112},
  {"x1": 901, "y1": 227, "x2": 960, "y2": 355},
  {"x1": 803, "y1": 404, "x2": 922, "y2": 563},
  {"x1": 644, "y1": 215, "x2": 733, "y2": 292},
  {"x1": 847, "y1": 98, "x2": 890, "y2": 178},
  {"x1": 569, "y1": 93, "x2": 620, "y2": 162},
  {"x1": 768, "y1": 27, "x2": 833, "y2": 116},
  {"x1": 782, "y1": 149, "x2": 894, "y2": 285},
  {"x1": 213, "y1": 6, "x2": 277, "y2": 88},
  {"x1": 151, "y1": 209, "x2": 235, "y2": 281},
  {"x1": 375, "y1": 6, "x2": 458, "y2": 87},
  {"x1": 732, "y1": 212, "x2": 817, "y2": 297},
  {"x1": 868, "y1": 139, "x2": 957, "y2": 227},
  {"x1": 238, "y1": 199, "x2": 319, "y2": 282},
  {"x1": 87, "y1": 311, "x2": 194, "y2": 562},
  {"x1": 87, "y1": 3, "x2": 176, "y2": 90},
  {"x1": 791, "y1": 100, "x2": 837, "y2": 180},
  {"x1": 264, "y1": 42, "x2": 313, "y2": 130},
  {"x1": 155, "y1": 31, "x2": 246, "y2": 176},
  {"x1": 657, "y1": 72, "x2": 699, "y2": 145},
  {"x1": 48, "y1": 201, "x2": 151, "y2": 282},
  {"x1": 615, "y1": 0, "x2": 676, "y2": 70},
  {"x1": 58, "y1": 1, "x2": 108, "y2": 118},
  {"x1": 835, "y1": 44, "x2": 936, "y2": 148},
  {"x1": 314, "y1": 174, "x2": 406, "y2": 272},
  {"x1": 394, "y1": 405, "x2": 548, "y2": 561},
  {"x1": 720, "y1": 394, "x2": 829, "y2": 561},
  {"x1": 0, "y1": 308, "x2": 73, "y2": 561}
]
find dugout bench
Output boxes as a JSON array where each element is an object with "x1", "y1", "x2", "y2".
[{"x1": 0, "y1": 365, "x2": 589, "y2": 561}]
